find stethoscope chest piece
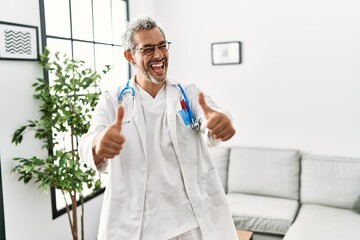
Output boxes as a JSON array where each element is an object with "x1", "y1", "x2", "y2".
[{"x1": 190, "y1": 121, "x2": 200, "y2": 131}]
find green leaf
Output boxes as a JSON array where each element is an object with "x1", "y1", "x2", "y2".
[
  {"x1": 39, "y1": 182, "x2": 50, "y2": 194},
  {"x1": 23, "y1": 165, "x2": 33, "y2": 174},
  {"x1": 95, "y1": 179, "x2": 101, "y2": 190},
  {"x1": 11, "y1": 126, "x2": 27, "y2": 144}
]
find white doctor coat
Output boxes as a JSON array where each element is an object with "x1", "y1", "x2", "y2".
[{"x1": 79, "y1": 78, "x2": 238, "y2": 240}]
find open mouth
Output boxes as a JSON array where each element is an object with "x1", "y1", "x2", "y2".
[{"x1": 149, "y1": 60, "x2": 165, "y2": 74}]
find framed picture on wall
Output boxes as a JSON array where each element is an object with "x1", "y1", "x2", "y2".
[
  {"x1": 0, "y1": 21, "x2": 39, "y2": 61},
  {"x1": 211, "y1": 41, "x2": 241, "y2": 65}
]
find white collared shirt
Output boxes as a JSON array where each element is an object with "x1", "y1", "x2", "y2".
[{"x1": 137, "y1": 84, "x2": 199, "y2": 240}]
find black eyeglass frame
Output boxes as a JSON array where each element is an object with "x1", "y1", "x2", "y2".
[{"x1": 134, "y1": 41, "x2": 172, "y2": 56}]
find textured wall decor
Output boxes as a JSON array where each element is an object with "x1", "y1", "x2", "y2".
[{"x1": 0, "y1": 21, "x2": 39, "y2": 61}]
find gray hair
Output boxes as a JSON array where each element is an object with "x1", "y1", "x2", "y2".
[{"x1": 121, "y1": 16, "x2": 166, "y2": 53}]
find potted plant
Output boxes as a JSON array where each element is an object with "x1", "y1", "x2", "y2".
[{"x1": 11, "y1": 48, "x2": 110, "y2": 240}]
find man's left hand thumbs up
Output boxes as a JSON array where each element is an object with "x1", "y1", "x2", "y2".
[{"x1": 198, "y1": 92, "x2": 236, "y2": 141}]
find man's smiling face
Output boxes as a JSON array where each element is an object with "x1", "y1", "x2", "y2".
[{"x1": 132, "y1": 27, "x2": 169, "y2": 85}]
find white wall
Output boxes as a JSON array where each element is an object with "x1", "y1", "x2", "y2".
[
  {"x1": 0, "y1": 0, "x2": 102, "y2": 239},
  {"x1": 1, "y1": 0, "x2": 360, "y2": 239},
  {"x1": 129, "y1": 0, "x2": 155, "y2": 17},
  {"x1": 151, "y1": 0, "x2": 360, "y2": 157}
]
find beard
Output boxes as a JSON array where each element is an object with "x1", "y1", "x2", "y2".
[
  {"x1": 134, "y1": 58, "x2": 168, "y2": 85},
  {"x1": 140, "y1": 68, "x2": 166, "y2": 85}
]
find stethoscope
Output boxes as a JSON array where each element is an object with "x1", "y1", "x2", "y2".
[{"x1": 118, "y1": 80, "x2": 200, "y2": 131}]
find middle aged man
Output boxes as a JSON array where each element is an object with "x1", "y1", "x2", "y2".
[{"x1": 79, "y1": 16, "x2": 238, "y2": 240}]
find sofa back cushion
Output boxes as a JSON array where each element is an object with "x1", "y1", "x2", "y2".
[
  {"x1": 301, "y1": 155, "x2": 360, "y2": 209},
  {"x1": 228, "y1": 147, "x2": 300, "y2": 200},
  {"x1": 208, "y1": 147, "x2": 230, "y2": 192}
]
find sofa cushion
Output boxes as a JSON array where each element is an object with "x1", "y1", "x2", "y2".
[
  {"x1": 283, "y1": 204, "x2": 360, "y2": 240},
  {"x1": 301, "y1": 155, "x2": 360, "y2": 209},
  {"x1": 227, "y1": 147, "x2": 300, "y2": 200},
  {"x1": 226, "y1": 193, "x2": 299, "y2": 235},
  {"x1": 207, "y1": 147, "x2": 230, "y2": 192}
]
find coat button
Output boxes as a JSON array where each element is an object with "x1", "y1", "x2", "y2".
[
  {"x1": 140, "y1": 167, "x2": 146, "y2": 173},
  {"x1": 136, "y1": 207, "x2": 142, "y2": 212}
]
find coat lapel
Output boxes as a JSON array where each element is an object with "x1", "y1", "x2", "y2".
[
  {"x1": 166, "y1": 81, "x2": 182, "y2": 155},
  {"x1": 128, "y1": 78, "x2": 148, "y2": 159}
]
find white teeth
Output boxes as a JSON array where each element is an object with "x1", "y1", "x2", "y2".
[
  {"x1": 150, "y1": 62, "x2": 163, "y2": 68},
  {"x1": 150, "y1": 61, "x2": 164, "y2": 68}
]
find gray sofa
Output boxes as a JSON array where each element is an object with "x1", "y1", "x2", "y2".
[{"x1": 208, "y1": 146, "x2": 360, "y2": 240}]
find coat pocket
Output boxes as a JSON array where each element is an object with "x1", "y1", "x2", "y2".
[{"x1": 202, "y1": 168, "x2": 227, "y2": 206}]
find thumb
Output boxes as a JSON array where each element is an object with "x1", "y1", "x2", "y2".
[
  {"x1": 198, "y1": 92, "x2": 212, "y2": 118},
  {"x1": 114, "y1": 105, "x2": 124, "y2": 131}
]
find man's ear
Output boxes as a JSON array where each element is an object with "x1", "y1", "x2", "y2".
[{"x1": 124, "y1": 50, "x2": 135, "y2": 65}]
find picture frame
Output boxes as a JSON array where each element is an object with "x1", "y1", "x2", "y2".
[
  {"x1": 0, "y1": 21, "x2": 39, "y2": 61},
  {"x1": 211, "y1": 41, "x2": 241, "y2": 65}
]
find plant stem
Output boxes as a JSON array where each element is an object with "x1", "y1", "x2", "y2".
[
  {"x1": 71, "y1": 192, "x2": 78, "y2": 240},
  {"x1": 63, "y1": 191, "x2": 75, "y2": 240}
]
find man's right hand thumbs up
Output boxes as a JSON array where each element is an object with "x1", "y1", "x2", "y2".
[
  {"x1": 92, "y1": 105, "x2": 126, "y2": 165},
  {"x1": 113, "y1": 104, "x2": 124, "y2": 132}
]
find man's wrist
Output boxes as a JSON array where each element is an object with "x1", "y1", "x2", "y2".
[{"x1": 92, "y1": 134, "x2": 105, "y2": 166}]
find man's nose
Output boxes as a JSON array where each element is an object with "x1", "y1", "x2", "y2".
[{"x1": 153, "y1": 46, "x2": 164, "y2": 57}]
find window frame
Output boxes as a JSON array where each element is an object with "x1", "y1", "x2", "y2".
[{"x1": 38, "y1": 0, "x2": 130, "y2": 219}]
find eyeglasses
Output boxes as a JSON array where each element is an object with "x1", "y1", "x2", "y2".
[{"x1": 135, "y1": 41, "x2": 171, "y2": 56}]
